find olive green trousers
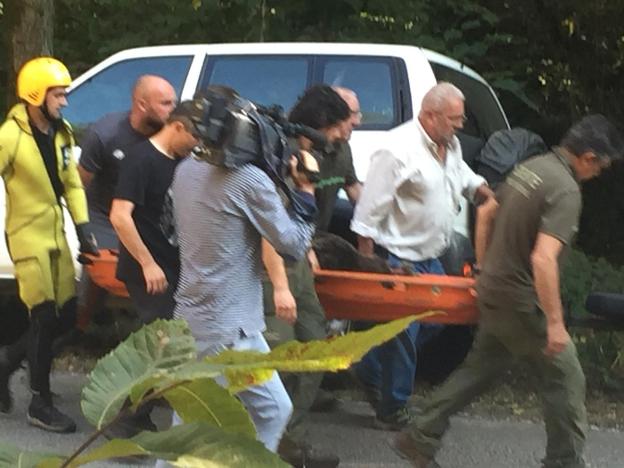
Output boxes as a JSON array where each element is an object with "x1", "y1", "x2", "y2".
[
  {"x1": 263, "y1": 257, "x2": 328, "y2": 442},
  {"x1": 406, "y1": 301, "x2": 587, "y2": 468}
]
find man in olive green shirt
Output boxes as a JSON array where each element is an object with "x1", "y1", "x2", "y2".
[
  {"x1": 394, "y1": 115, "x2": 623, "y2": 468},
  {"x1": 262, "y1": 85, "x2": 359, "y2": 468}
]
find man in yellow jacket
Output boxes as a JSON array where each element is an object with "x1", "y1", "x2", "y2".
[{"x1": 0, "y1": 57, "x2": 97, "y2": 433}]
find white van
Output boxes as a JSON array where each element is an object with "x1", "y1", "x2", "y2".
[{"x1": 0, "y1": 43, "x2": 509, "y2": 283}]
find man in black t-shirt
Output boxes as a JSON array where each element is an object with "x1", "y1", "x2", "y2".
[
  {"x1": 77, "y1": 75, "x2": 176, "y2": 329},
  {"x1": 107, "y1": 101, "x2": 199, "y2": 439},
  {"x1": 110, "y1": 101, "x2": 199, "y2": 324}
]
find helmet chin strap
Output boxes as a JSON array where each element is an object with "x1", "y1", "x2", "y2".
[{"x1": 40, "y1": 102, "x2": 63, "y2": 131}]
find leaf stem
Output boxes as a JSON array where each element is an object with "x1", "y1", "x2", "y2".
[{"x1": 60, "y1": 379, "x2": 191, "y2": 468}]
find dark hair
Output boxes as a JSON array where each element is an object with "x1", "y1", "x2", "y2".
[
  {"x1": 193, "y1": 84, "x2": 239, "y2": 101},
  {"x1": 288, "y1": 85, "x2": 350, "y2": 130},
  {"x1": 561, "y1": 114, "x2": 624, "y2": 161},
  {"x1": 166, "y1": 100, "x2": 202, "y2": 129}
]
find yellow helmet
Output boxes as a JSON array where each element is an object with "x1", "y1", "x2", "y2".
[{"x1": 17, "y1": 57, "x2": 72, "y2": 106}]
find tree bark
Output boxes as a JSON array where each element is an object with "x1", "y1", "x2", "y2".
[{"x1": 4, "y1": 0, "x2": 54, "y2": 108}]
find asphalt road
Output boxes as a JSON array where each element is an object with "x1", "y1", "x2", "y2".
[{"x1": 1, "y1": 370, "x2": 623, "y2": 467}]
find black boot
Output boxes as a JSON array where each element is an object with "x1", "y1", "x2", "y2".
[
  {"x1": 104, "y1": 398, "x2": 158, "y2": 439},
  {"x1": 27, "y1": 393, "x2": 76, "y2": 433},
  {"x1": 278, "y1": 436, "x2": 340, "y2": 468},
  {"x1": 26, "y1": 301, "x2": 76, "y2": 433},
  {"x1": 0, "y1": 331, "x2": 29, "y2": 413}
]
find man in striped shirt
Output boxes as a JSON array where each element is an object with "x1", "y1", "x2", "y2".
[{"x1": 170, "y1": 87, "x2": 318, "y2": 454}]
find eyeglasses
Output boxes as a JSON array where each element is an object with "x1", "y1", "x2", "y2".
[
  {"x1": 445, "y1": 113, "x2": 467, "y2": 124},
  {"x1": 592, "y1": 155, "x2": 611, "y2": 170},
  {"x1": 350, "y1": 110, "x2": 363, "y2": 120}
]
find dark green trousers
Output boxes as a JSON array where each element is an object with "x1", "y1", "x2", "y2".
[
  {"x1": 407, "y1": 301, "x2": 587, "y2": 468},
  {"x1": 263, "y1": 257, "x2": 328, "y2": 442}
]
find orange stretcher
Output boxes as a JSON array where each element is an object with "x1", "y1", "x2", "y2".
[
  {"x1": 315, "y1": 269, "x2": 478, "y2": 324},
  {"x1": 83, "y1": 249, "x2": 129, "y2": 298},
  {"x1": 83, "y1": 250, "x2": 479, "y2": 324}
]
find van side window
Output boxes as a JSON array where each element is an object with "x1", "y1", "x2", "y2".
[
  {"x1": 65, "y1": 56, "x2": 193, "y2": 131},
  {"x1": 320, "y1": 57, "x2": 397, "y2": 129},
  {"x1": 199, "y1": 56, "x2": 311, "y2": 112}
]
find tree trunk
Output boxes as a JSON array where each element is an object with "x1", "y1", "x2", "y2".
[{"x1": 4, "y1": 0, "x2": 54, "y2": 108}]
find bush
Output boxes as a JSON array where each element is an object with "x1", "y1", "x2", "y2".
[{"x1": 562, "y1": 249, "x2": 624, "y2": 389}]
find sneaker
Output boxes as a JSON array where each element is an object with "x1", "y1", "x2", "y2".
[
  {"x1": 374, "y1": 406, "x2": 412, "y2": 431},
  {"x1": 278, "y1": 437, "x2": 340, "y2": 468},
  {"x1": 392, "y1": 431, "x2": 440, "y2": 468},
  {"x1": 27, "y1": 399, "x2": 76, "y2": 433}
]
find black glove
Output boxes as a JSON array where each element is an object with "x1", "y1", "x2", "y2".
[{"x1": 75, "y1": 223, "x2": 99, "y2": 256}]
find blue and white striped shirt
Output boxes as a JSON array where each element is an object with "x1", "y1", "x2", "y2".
[{"x1": 172, "y1": 157, "x2": 315, "y2": 345}]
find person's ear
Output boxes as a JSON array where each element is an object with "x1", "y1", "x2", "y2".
[
  {"x1": 136, "y1": 98, "x2": 147, "y2": 112},
  {"x1": 174, "y1": 120, "x2": 186, "y2": 133}
]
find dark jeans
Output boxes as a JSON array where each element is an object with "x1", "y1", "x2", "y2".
[{"x1": 354, "y1": 255, "x2": 444, "y2": 417}]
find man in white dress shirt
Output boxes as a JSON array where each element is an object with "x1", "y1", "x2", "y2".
[{"x1": 350, "y1": 82, "x2": 494, "y2": 430}]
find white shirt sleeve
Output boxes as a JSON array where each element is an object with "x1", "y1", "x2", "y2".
[
  {"x1": 459, "y1": 158, "x2": 486, "y2": 202},
  {"x1": 351, "y1": 149, "x2": 403, "y2": 240}
]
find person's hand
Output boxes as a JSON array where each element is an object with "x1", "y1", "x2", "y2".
[
  {"x1": 75, "y1": 223, "x2": 99, "y2": 256},
  {"x1": 289, "y1": 151, "x2": 317, "y2": 194},
  {"x1": 274, "y1": 287, "x2": 297, "y2": 325},
  {"x1": 543, "y1": 321, "x2": 571, "y2": 357},
  {"x1": 357, "y1": 236, "x2": 375, "y2": 258},
  {"x1": 307, "y1": 249, "x2": 320, "y2": 272},
  {"x1": 142, "y1": 261, "x2": 168, "y2": 295}
]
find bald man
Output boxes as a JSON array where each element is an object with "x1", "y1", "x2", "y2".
[
  {"x1": 334, "y1": 86, "x2": 362, "y2": 142},
  {"x1": 76, "y1": 75, "x2": 177, "y2": 330},
  {"x1": 325, "y1": 87, "x2": 363, "y2": 243}
]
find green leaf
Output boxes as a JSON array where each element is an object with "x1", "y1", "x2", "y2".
[
  {"x1": 0, "y1": 443, "x2": 63, "y2": 468},
  {"x1": 206, "y1": 314, "x2": 433, "y2": 391},
  {"x1": 81, "y1": 319, "x2": 197, "y2": 429},
  {"x1": 490, "y1": 77, "x2": 540, "y2": 111},
  {"x1": 73, "y1": 422, "x2": 286, "y2": 467},
  {"x1": 68, "y1": 440, "x2": 147, "y2": 467},
  {"x1": 163, "y1": 378, "x2": 256, "y2": 437}
]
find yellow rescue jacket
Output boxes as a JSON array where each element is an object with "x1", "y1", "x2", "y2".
[{"x1": 0, "y1": 103, "x2": 88, "y2": 260}]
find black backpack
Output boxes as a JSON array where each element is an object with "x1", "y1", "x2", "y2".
[{"x1": 476, "y1": 128, "x2": 547, "y2": 188}]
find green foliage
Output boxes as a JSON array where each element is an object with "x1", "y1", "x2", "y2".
[
  {"x1": 163, "y1": 378, "x2": 256, "y2": 437},
  {"x1": 562, "y1": 248, "x2": 624, "y2": 387},
  {"x1": 561, "y1": 248, "x2": 624, "y2": 318},
  {"x1": 206, "y1": 314, "x2": 427, "y2": 391},
  {"x1": 574, "y1": 329, "x2": 624, "y2": 390},
  {"x1": 0, "y1": 445, "x2": 61, "y2": 468},
  {"x1": 0, "y1": 316, "x2": 425, "y2": 467},
  {"x1": 71, "y1": 422, "x2": 287, "y2": 468},
  {"x1": 81, "y1": 318, "x2": 198, "y2": 429}
]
